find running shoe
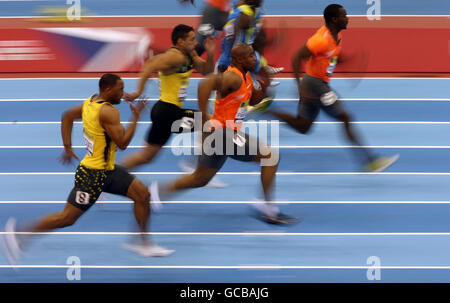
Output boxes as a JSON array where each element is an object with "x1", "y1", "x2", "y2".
[
  {"x1": 252, "y1": 201, "x2": 299, "y2": 225},
  {"x1": 365, "y1": 154, "x2": 400, "y2": 172},
  {"x1": 247, "y1": 97, "x2": 274, "y2": 115},
  {"x1": 149, "y1": 181, "x2": 163, "y2": 212},
  {"x1": 123, "y1": 242, "x2": 175, "y2": 257},
  {"x1": 270, "y1": 80, "x2": 280, "y2": 87},
  {"x1": 261, "y1": 213, "x2": 300, "y2": 225},
  {"x1": 2, "y1": 218, "x2": 22, "y2": 267},
  {"x1": 265, "y1": 66, "x2": 284, "y2": 75}
]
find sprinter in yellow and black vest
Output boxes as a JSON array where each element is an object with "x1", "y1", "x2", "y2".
[
  {"x1": 2, "y1": 74, "x2": 174, "y2": 265},
  {"x1": 121, "y1": 24, "x2": 216, "y2": 171}
]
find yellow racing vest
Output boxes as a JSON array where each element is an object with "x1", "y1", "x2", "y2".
[
  {"x1": 159, "y1": 47, "x2": 194, "y2": 108},
  {"x1": 80, "y1": 95, "x2": 117, "y2": 170}
]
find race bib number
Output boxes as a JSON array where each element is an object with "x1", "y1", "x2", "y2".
[
  {"x1": 235, "y1": 101, "x2": 248, "y2": 124},
  {"x1": 233, "y1": 132, "x2": 247, "y2": 147},
  {"x1": 326, "y1": 56, "x2": 338, "y2": 76},
  {"x1": 320, "y1": 91, "x2": 338, "y2": 106},
  {"x1": 178, "y1": 86, "x2": 187, "y2": 102},
  {"x1": 83, "y1": 133, "x2": 94, "y2": 156},
  {"x1": 75, "y1": 191, "x2": 90, "y2": 205},
  {"x1": 180, "y1": 117, "x2": 194, "y2": 131}
]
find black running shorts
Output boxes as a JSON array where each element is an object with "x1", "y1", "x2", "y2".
[
  {"x1": 67, "y1": 165, "x2": 135, "y2": 211},
  {"x1": 298, "y1": 74, "x2": 345, "y2": 121},
  {"x1": 146, "y1": 100, "x2": 197, "y2": 146}
]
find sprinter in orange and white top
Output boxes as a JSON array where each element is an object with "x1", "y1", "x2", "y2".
[
  {"x1": 269, "y1": 4, "x2": 399, "y2": 172},
  {"x1": 210, "y1": 64, "x2": 253, "y2": 131},
  {"x1": 150, "y1": 43, "x2": 298, "y2": 225}
]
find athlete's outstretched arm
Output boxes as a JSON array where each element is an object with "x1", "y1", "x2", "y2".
[
  {"x1": 100, "y1": 102, "x2": 146, "y2": 150},
  {"x1": 125, "y1": 52, "x2": 184, "y2": 101},
  {"x1": 291, "y1": 44, "x2": 313, "y2": 85},
  {"x1": 192, "y1": 37, "x2": 216, "y2": 75},
  {"x1": 60, "y1": 104, "x2": 82, "y2": 164}
]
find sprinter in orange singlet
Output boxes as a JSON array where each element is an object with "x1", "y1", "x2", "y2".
[
  {"x1": 269, "y1": 4, "x2": 399, "y2": 172},
  {"x1": 180, "y1": 0, "x2": 231, "y2": 55},
  {"x1": 150, "y1": 43, "x2": 297, "y2": 225}
]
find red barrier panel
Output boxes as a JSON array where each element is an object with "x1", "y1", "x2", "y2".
[{"x1": 0, "y1": 16, "x2": 448, "y2": 73}]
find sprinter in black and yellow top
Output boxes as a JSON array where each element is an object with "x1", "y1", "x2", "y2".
[
  {"x1": 2, "y1": 75, "x2": 174, "y2": 265},
  {"x1": 121, "y1": 24, "x2": 216, "y2": 170}
]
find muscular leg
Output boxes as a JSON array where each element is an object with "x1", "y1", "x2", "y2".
[
  {"x1": 336, "y1": 112, "x2": 375, "y2": 163},
  {"x1": 120, "y1": 143, "x2": 162, "y2": 170},
  {"x1": 252, "y1": 144, "x2": 297, "y2": 223},
  {"x1": 126, "y1": 178, "x2": 150, "y2": 243},
  {"x1": 16, "y1": 202, "x2": 84, "y2": 250},
  {"x1": 122, "y1": 176, "x2": 174, "y2": 256},
  {"x1": 334, "y1": 110, "x2": 398, "y2": 171},
  {"x1": 166, "y1": 163, "x2": 220, "y2": 194},
  {"x1": 29, "y1": 203, "x2": 84, "y2": 232},
  {"x1": 254, "y1": 145, "x2": 279, "y2": 202},
  {"x1": 269, "y1": 110, "x2": 314, "y2": 134}
]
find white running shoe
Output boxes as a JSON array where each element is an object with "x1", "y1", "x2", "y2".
[
  {"x1": 123, "y1": 242, "x2": 175, "y2": 257},
  {"x1": 251, "y1": 201, "x2": 280, "y2": 218},
  {"x1": 247, "y1": 97, "x2": 274, "y2": 115},
  {"x1": 149, "y1": 181, "x2": 163, "y2": 212},
  {"x1": 365, "y1": 154, "x2": 400, "y2": 172},
  {"x1": 270, "y1": 80, "x2": 280, "y2": 87},
  {"x1": 2, "y1": 218, "x2": 22, "y2": 267},
  {"x1": 265, "y1": 66, "x2": 284, "y2": 75},
  {"x1": 206, "y1": 178, "x2": 229, "y2": 188},
  {"x1": 251, "y1": 201, "x2": 299, "y2": 225}
]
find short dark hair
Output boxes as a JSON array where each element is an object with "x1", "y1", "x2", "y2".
[
  {"x1": 99, "y1": 73, "x2": 121, "y2": 91},
  {"x1": 324, "y1": 4, "x2": 343, "y2": 24},
  {"x1": 171, "y1": 24, "x2": 194, "y2": 45}
]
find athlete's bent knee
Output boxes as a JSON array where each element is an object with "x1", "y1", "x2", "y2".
[
  {"x1": 129, "y1": 179, "x2": 150, "y2": 204},
  {"x1": 338, "y1": 112, "x2": 352, "y2": 124},
  {"x1": 191, "y1": 173, "x2": 212, "y2": 188},
  {"x1": 58, "y1": 212, "x2": 78, "y2": 228},
  {"x1": 257, "y1": 147, "x2": 280, "y2": 167},
  {"x1": 298, "y1": 121, "x2": 312, "y2": 134},
  {"x1": 140, "y1": 152, "x2": 155, "y2": 164}
]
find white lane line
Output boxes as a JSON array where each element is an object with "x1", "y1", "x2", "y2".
[
  {"x1": 0, "y1": 265, "x2": 450, "y2": 269},
  {"x1": 0, "y1": 145, "x2": 449, "y2": 149},
  {"x1": 2, "y1": 121, "x2": 450, "y2": 125},
  {"x1": 0, "y1": 172, "x2": 450, "y2": 176},
  {"x1": 2, "y1": 265, "x2": 450, "y2": 269},
  {"x1": 2, "y1": 232, "x2": 450, "y2": 236},
  {"x1": 1, "y1": 98, "x2": 450, "y2": 102},
  {"x1": 2, "y1": 200, "x2": 450, "y2": 204}
]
